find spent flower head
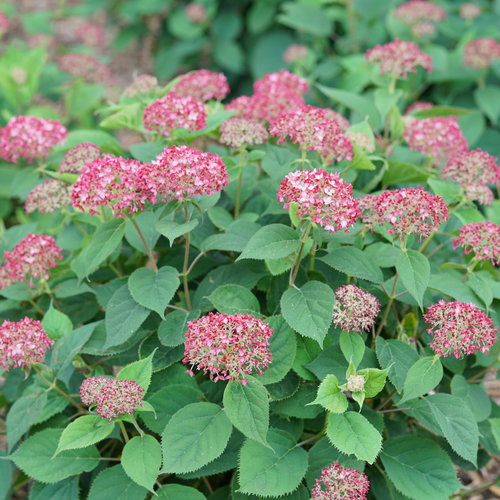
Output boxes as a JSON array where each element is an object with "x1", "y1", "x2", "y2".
[
  {"x1": 424, "y1": 300, "x2": 497, "y2": 358},
  {"x1": 170, "y1": 69, "x2": 229, "y2": 101},
  {"x1": 58, "y1": 53, "x2": 114, "y2": 85},
  {"x1": 283, "y1": 44, "x2": 309, "y2": 64},
  {"x1": 183, "y1": 312, "x2": 274, "y2": 384},
  {"x1": 463, "y1": 38, "x2": 500, "y2": 69},
  {"x1": 219, "y1": 117, "x2": 268, "y2": 149},
  {"x1": 25, "y1": 180, "x2": 72, "y2": 215},
  {"x1": 460, "y1": 3, "x2": 481, "y2": 20},
  {"x1": 75, "y1": 23, "x2": 105, "y2": 47},
  {"x1": 59, "y1": 142, "x2": 102, "y2": 174},
  {"x1": 452, "y1": 222, "x2": 500, "y2": 266},
  {"x1": 312, "y1": 462, "x2": 370, "y2": 500},
  {"x1": 333, "y1": 285, "x2": 380, "y2": 333},
  {"x1": 123, "y1": 74, "x2": 158, "y2": 98}
]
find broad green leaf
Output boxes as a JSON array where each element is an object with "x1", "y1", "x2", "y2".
[
  {"x1": 339, "y1": 331, "x2": 365, "y2": 367},
  {"x1": 29, "y1": 477, "x2": 79, "y2": 500},
  {"x1": 310, "y1": 374, "x2": 348, "y2": 413},
  {"x1": 238, "y1": 429, "x2": 308, "y2": 497},
  {"x1": 320, "y1": 247, "x2": 383, "y2": 283},
  {"x1": 125, "y1": 210, "x2": 162, "y2": 254},
  {"x1": 128, "y1": 266, "x2": 180, "y2": 319},
  {"x1": 428, "y1": 273, "x2": 481, "y2": 305},
  {"x1": 357, "y1": 368, "x2": 388, "y2": 398},
  {"x1": 327, "y1": 412, "x2": 382, "y2": 463},
  {"x1": 281, "y1": 281, "x2": 335, "y2": 346},
  {"x1": 374, "y1": 88, "x2": 402, "y2": 121},
  {"x1": 161, "y1": 402, "x2": 232, "y2": 473},
  {"x1": 474, "y1": 85, "x2": 500, "y2": 123},
  {"x1": 237, "y1": 224, "x2": 301, "y2": 261},
  {"x1": 42, "y1": 302, "x2": 73, "y2": 340},
  {"x1": 88, "y1": 465, "x2": 147, "y2": 500},
  {"x1": 412, "y1": 105, "x2": 473, "y2": 118},
  {"x1": 467, "y1": 273, "x2": 493, "y2": 308},
  {"x1": 55, "y1": 416, "x2": 115, "y2": 455},
  {"x1": 381, "y1": 435, "x2": 461, "y2": 500},
  {"x1": 450, "y1": 375, "x2": 491, "y2": 422},
  {"x1": 116, "y1": 350, "x2": 155, "y2": 392},
  {"x1": 156, "y1": 484, "x2": 206, "y2": 500},
  {"x1": 272, "y1": 384, "x2": 322, "y2": 420},
  {"x1": 158, "y1": 309, "x2": 200, "y2": 347},
  {"x1": 396, "y1": 250, "x2": 430, "y2": 309},
  {"x1": 121, "y1": 435, "x2": 162, "y2": 492},
  {"x1": 427, "y1": 178, "x2": 461, "y2": 204},
  {"x1": 401, "y1": 356, "x2": 443, "y2": 403},
  {"x1": 9, "y1": 429, "x2": 99, "y2": 484},
  {"x1": 104, "y1": 285, "x2": 150, "y2": 348},
  {"x1": 202, "y1": 219, "x2": 260, "y2": 252},
  {"x1": 155, "y1": 219, "x2": 199, "y2": 246},
  {"x1": 383, "y1": 160, "x2": 428, "y2": 185},
  {"x1": 490, "y1": 419, "x2": 500, "y2": 450},
  {"x1": 71, "y1": 220, "x2": 125, "y2": 282},
  {"x1": 223, "y1": 377, "x2": 269, "y2": 446},
  {"x1": 207, "y1": 284, "x2": 260, "y2": 315},
  {"x1": 129, "y1": 142, "x2": 165, "y2": 163},
  {"x1": 277, "y1": 2, "x2": 332, "y2": 36}
]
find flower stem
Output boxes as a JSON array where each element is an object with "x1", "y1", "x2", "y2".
[
  {"x1": 118, "y1": 421, "x2": 129, "y2": 443},
  {"x1": 289, "y1": 223, "x2": 312, "y2": 287},
  {"x1": 182, "y1": 203, "x2": 193, "y2": 310},
  {"x1": 130, "y1": 216, "x2": 158, "y2": 272},
  {"x1": 129, "y1": 415, "x2": 145, "y2": 436},
  {"x1": 374, "y1": 274, "x2": 398, "y2": 338},
  {"x1": 234, "y1": 168, "x2": 244, "y2": 219}
]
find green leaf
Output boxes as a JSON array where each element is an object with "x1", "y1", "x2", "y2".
[
  {"x1": 413, "y1": 105, "x2": 473, "y2": 118},
  {"x1": 202, "y1": 219, "x2": 260, "y2": 252},
  {"x1": 400, "y1": 356, "x2": 443, "y2": 403},
  {"x1": 125, "y1": 210, "x2": 162, "y2": 255},
  {"x1": 104, "y1": 285, "x2": 150, "y2": 348},
  {"x1": 396, "y1": 250, "x2": 430, "y2": 309},
  {"x1": 155, "y1": 219, "x2": 198, "y2": 246},
  {"x1": 71, "y1": 220, "x2": 125, "y2": 282},
  {"x1": 116, "y1": 350, "x2": 155, "y2": 392},
  {"x1": 158, "y1": 309, "x2": 200, "y2": 347},
  {"x1": 9, "y1": 429, "x2": 99, "y2": 484},
  {"x1": 128, "y1": 266, "x2": 180, "y2": 319},
  {"x1": 320, "y1": 247, "x2": 383, "y2": 283},
  {"x1": 121, "y1": 435, "x2": 162, "y2": 492},
  {"x1": 88, "y1": 465, "x2": 147, "y2": 500},
  {"x1": 450, "y1": 375, "x2": 491, "y2": 422},
  {"x1": 310, "y1": 374, "x2": 348, "y2": 413},
  {"x1": 326, "y1": 412, "x2": 382, "y2": 463},
  {"x1": 383, "y1": 160, "x2": 428, "y2": 185},
  {"x1": 29, "y1": 477, "x2": 79, "y2": 500},
  {"x1": 55, "y1": 416, "x2": 115, "y2": 455},
  {"x1": 223, "y1": 377, "x2": 269, "y2": 446},
  {"x1": 161, "y1": 402, "x2": 232, "y2": 473},
  {"x1": 381, "y1": 435, "x2": 461, "y2": 500},
  {"x1": 238, "y1": 428, "x2": 308, "y2": 497},
  {"x1": 156, "y1": 484, "x2": 206, "y2": 500},
  {"x1": 467, "y1": 273, "x2": 493, "y2": 308},
  {"x1": 339, "y1": 331, "x2": 365, "y2": 367},
  {"x1": 374, "y1": 88, "x2": 402, "y2": 121},
  {"x1": 357, "y1": 368, "x2": 388, "y2": 398},
  {"x1": 237, "y1": 224, "x2": 301, "y2": 261},
  {"x1": 474, "y1": 85, "x2": 500, "y2": 123},
  {"x1": 281, "y1": 281, "x2": 335, "y2": 347},
  {"x1": 129, "y1": 142, "x2": 165, "y2": 163},
  {"x1": 207, "y1": 284, "x2": 260, "y2": 315},
  {"x1": 42, "y1": 302, "x2": 73, "y2": 340},
  {"x1": 277, "y1": 2, "x2": 332, "y2": 36}
]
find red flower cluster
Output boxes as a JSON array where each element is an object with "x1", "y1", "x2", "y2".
[
  {"x1": 0, "y1": 12, "x2": 9, "y2": 36},
  {"x1": 405, "y1": 101, "x2": 433, "y2": 114},
  {"x1": 424, "y1": 300, "x2": 497, "y2": 358},
  {"x1": 365, "y1": 39, "x2": 432, "y2": 78},
  {"x1": 183, "y1": 312, "x2": 274, "y2": 384},
  {"x1": 312, "y1": 462, "x2": 370, "y2": 500},
  {"x1": 464, "y1": 38, "x2": 500, "y2": 69},
  {"x1": 277, "y1": 169, "x2": 360, "y2": 233},
  {"x1": 0, "y1": 318, "x2": 54, "y2": 370},
  {"x1": 25, "y1": 180, "x2": 72, "y2": 215},
  {"x1": 0, "y1": 115, "x2": 67, "y2": 164},
  {"x1": 58, "y1": 53, "x2": 114, "y2": 85},
  {"x1": 170, "y1": 69, "x2": 230, "y2": 101},
  {"x1": 270, "y1": 105, "x2": 353, "y2": 163},
  {"x1": 59, "y1": 142, "x2": 102, "y2": 174},
  {"x1": 219, "y1": 117, "x2": 269, "y2": 149},
  {"x1": 333, "y1": 285, "x2": 380, "y2": 333},
  {"x1": 80, "y1": 377, "x2": 144, "y2": 420},
  {"x1": 143, "y1": 94, "x2": 207, "y2": 136},
  {"x1": 452, "y1": 221, "x2": 500, "y2": 266},
  {"x1": 123, "y1": 74, "x2": 158, "y2": 98}
]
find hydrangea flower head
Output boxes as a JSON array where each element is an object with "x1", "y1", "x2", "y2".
[
  {"x1": 183, "y1": 313, "x2": 274, "y2": 384},
  {"x1": 312, "y1": 462, "x2": 370, "y2": 500},
  {"x1": 58, "y1": 53, "x2": 113, "y2": 85},
  {"x1": 460, "y1": 3, "x2": 481, "y2": 20},
  {"x1": 59, "y1": 142, "x2": 102, "y2": 174},
  {"x1": 0, "y1": 318, "x2": 54, "y2": 370},
  {"x1": 123, "y1": 74, "x2": 158, "y2": 98},
  {"x1": 0, "y1": 12, "x2": 10, "y2": 36},
  {"x1": 405, "y1": 101, "x2": 433, "y2": 114},
  {"x1": 185, "y1": 3, "x2": 208, "y2": 24},
  {"x1": 452, "y1": 222, "x2": 500, "y2": 266},
  {"x1": 424, "y1": 300, "x2": 497, "y2": 358},
  {"x1": 170, "y1": 69, "x2": 229, "y2": 101},
  {"x1": 346, "y1": 375, "x2": 366, "y2": 393},
  {"x1": 75, "y1": 23, "x2": 105, "y2": 47},
  {"x1": 393, "y1": 1, "x2": 447, "y2": 25},
  {"x1": 333, "y1": 285, "x2": 380, "y2": 333},
  {"x1": 283, "y1": 44, "x2": 309, "y2": 64},
  {"x1": 25, "y1": 180, "x2": 72, "y2": 215},
  {"x1": 219, "y1": 117, "x2": 269, "y2": 149},
  {"x1": 253, "y1": 69, "x2": 309, "y2": 95},
  {"x1": 0, "y1": 116, "x2": 67, "y2": 164},
  {"x1": 464, "y1": 38, "x2": 500, "y2": 69}
]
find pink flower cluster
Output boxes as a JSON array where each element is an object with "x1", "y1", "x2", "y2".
[
  {"x1": 359, "y1": 187, "x2": 448, "y2": 240},
  {"x1": 0, "y1": 12, "x2": 9, "y2": 36},
  {"x1": 463, "y1": 38, "x2": 500, "y2": 69},
  {"x1": 219, "y1": 117, "x2": 269, "y2": 149},
  {"x1": 123, "y1": 74, "x2": 158, "y2": 98},
  {"x1": 58, "y1": 53, "x2": 114, "y2": 85},
  {"x1": 312, "y1": 462, "x2": 370, "y2": 500},
  {"x1": 185, "y1": 2, "x2": 208, "y2": 24},
  {"x1": 443, "y1": 149, "x2": 499, "y2": 205},
  {"x1": 75, "y1": 23, "x2": 105, "y2": 47},
  {"x1": 80, "y1": 377, "x2": 144, "y2": 420},
  {"x1": 283, "y1": 44, "x2": 309, "y2": 64},
  {"x1": 393, "y1": 1, "x2": 447, "y2": 24},
  {"x1": 183, "y1": 312, "x2": 274, "y2": 384},
  {"x1": 25, "y1": 180, "x2": 72, "y2": 215},
  {"x1": 452, "y1": 222, "x2": 500, "y2": 266},
  {"x1": 59, "y1": 142, "x2": 102, "y2": 174},
  {"x1": 0, "y1": 233, "x2": 62, "y2": 288},
  {"x1": 365, "y1": 39, "x2": 432, "y2": 78},
  {"x1": 170, "y1": 69, "x2": 229, "y2": 101},
  {"x1": 143, "y1": 94, "x2": 207, "y2": 136},
  {"x1": 277, "y1": 169, "x2": 360, "y2": 233},
  {"x1": 424, "y1": 300, "x2": 497, "y2": 358},
  {"x1": 0, "y1": 116, "x2": 67, "y2": 164},
  {"x1": 333, "y1": 285, "x2": 380, "y2": 333},
  {"x1": 403, "y1": 117, "x2": 468, "y2": 165},
  {"x1": 405, "y1": 101, "x2": 433, "y2": 114},
  {"x1": 0, "y1": 318, "x2": 54, "y2": 370},
  {"x1": 460, "y1": 3, "x2": 481, "y2": 20},
  {"x1": 270, "y1": 105, "x2": 353, "y2": 163}
]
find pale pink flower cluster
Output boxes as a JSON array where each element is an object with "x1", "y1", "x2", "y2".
[
  {"x1": 185, "y1": 3, "x2": 208, "y2": 24},
  {"x1": 460, "y1": 3, "x2": 481, "y2": 20},
  {"x1": 365, "y1": 39, "x2": 432, "y2": 78},
  {"x1": 346, "y1": 374, "x2": 366, "y2": 393},
  {"x1": 183, "y1": 312, "x2": 274, "y2": 384},
  {"x1": 143, "y1": 94, "x2": 207, "y2": 136},
  {"x1": 270, "y1": 105, "x2": 353, "y2": 163},
  {"x1": 0, "y1": 318, "x2": 54, "y2": 370},
  {"x1": 219, "y1": 117, "x2": 268, "y2": 149},
  {"x1": 403, "y1": 117, "x2": 468, "y2": 165},
  {"x1": 58, "y1": 53, "x2": 114, "y2": 85},
  {"x1": 463, "y1": 38, "x2": 500, "y2": 69},
  {"x1": 75, "y1": 23, "x2": 105, "y2": 47},
  {"x1": 59, "y1": 142, "x2": 102, "y2": 174},
  {"x1": 443, "y1": 149, "x2": 499, "y2": 205},
  {"x1": 345, "y1": 131, "x2": 375, "y2": 153},
  {"x1": 393, "y1": 1, "x2": 447, "y2": 24},
  {"x1": 123, "y1": 74, "x2": 158, "y2": 98},
  {"x1": 312, "y1": 462, "x2": 370, "y2": 500},
  {"x1": 141, "y1": 145, "x2": 228, "y2": 202},
  {"x1": 283, "y1": 44, "x2": 309, "y2": 64},
  {"x1": 170, "y1": 69, "x2": 229, "y2": 101},
  {"x1": 277, "y1": 170, "x2": 360, "y2": 233},
  {"x1": 25, "y1": 180, "x2": 72, "y2": 215},
  {"x1": 0, "y1": 116, "x2": 67, "y2": 164},
  {"x1": 0, "y1": 233, "x2": 62, "y2": 288},
  {"x1": 405, "y1": 101, "x2": 433, "y2": 114},
  {"x1": 80, "y1": 377, "x2": 144, "y2": 420},
  {"x1": 323, "y1": 109, "x2": 350, "y2": 131},
  {"x1": 0, "y1": 12, "x2": 9, "y2": 36},
  {"x1": 452, "y1": 222, "x2": 500, "y2": 266},
  {"x1": 332, "y1": 285, "x2": 380, "y2": 334},
  {"x1": 359, "y1": 187, "x2": 448, "y2": 240},
  {"x1": 424, "y1": 300, "x2": 497, "y2": 358}
]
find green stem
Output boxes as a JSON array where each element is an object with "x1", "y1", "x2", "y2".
[
  {"x1": 130, "y1": 217, "x2": 158, "y2": 272},
  {"x1": 118, "y1": 421, "x2": 129, "y2": 443},
  {"x1": 182, "y1": 203, "x2": 193, "y2": 310},
  {"x1": 129, "y1": 415, "x2": 145, "y2": 436},
  {"x1": 28, "y1": 299, "x2": 45, "y2": 316},
  {"x1": 234, "y1": 167, "x2": 244, "y2": 218},
  {"x1": 289, "y1": 223, "x2": 312, "y2": 287},
  {"x1": 374, "y1": 274, "x2": 398, "y2": 339}
]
